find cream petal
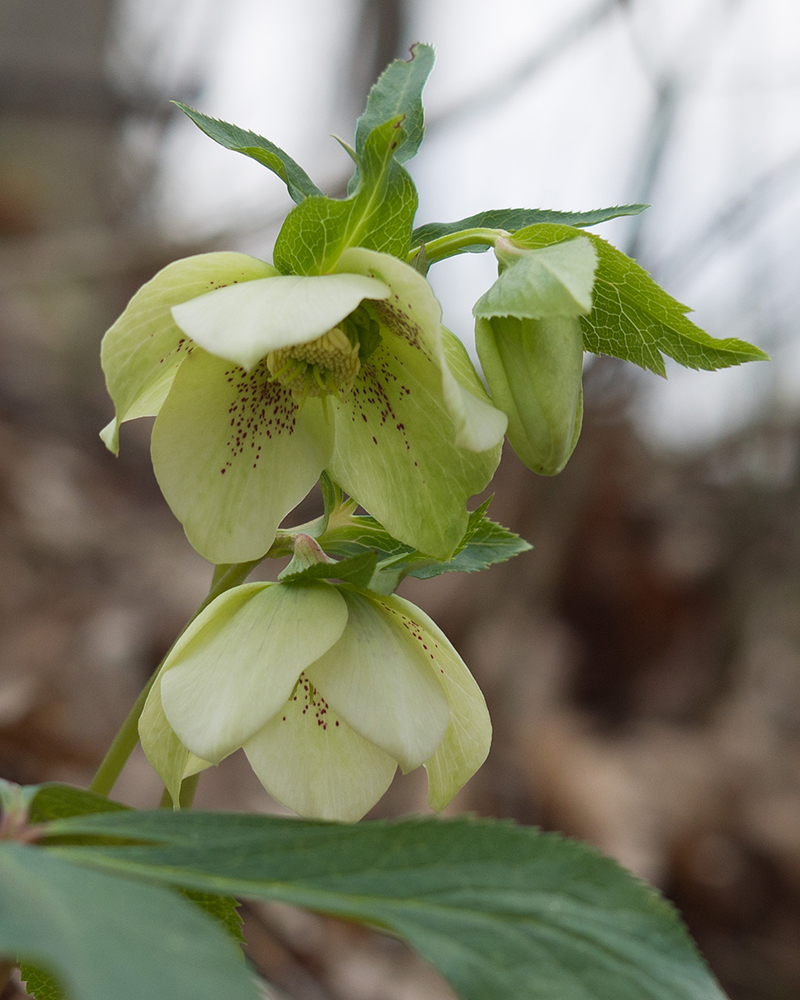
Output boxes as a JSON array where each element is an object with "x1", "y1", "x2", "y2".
[
  {"x1": 160, "y1": 582, "x2": 348, "y2": 764},
  {"x1": 151, "y1": 349, "x2": 333, "y2": 564},
  {"x1": 385, "y1": 595, "x2": 492, "y2": 811},
  {"x1": 171, "y1": 273, "x2": 390, "y2": 372},
  {"x1": 244, "y1": 678, "x2": 396, "y2": 822},
  {"x1": 305, "y1": 590, "x2": 450, "y2": 773}
]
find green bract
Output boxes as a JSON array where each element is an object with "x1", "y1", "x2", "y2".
[
  {"x1": 139, "y1": 580, "x2": 490, "y2": 822},
  {"x1": 474, "y1": 236, "x2": 597, "y2": 475},
  {"x1": 100, "y1": 247, "x2": 506, "y2": 564}
]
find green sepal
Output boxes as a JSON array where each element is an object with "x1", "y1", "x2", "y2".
[
  {"x1": 512, "y1": 223, "x2": 769, "y2": 374},
  {"x1": 273, "y1": 116, "x2": 417, "y2": 275},
  {"x1": 174, "y1": 103, "x2": 322, "y2": 204},
  {"x1": 412, "y1": 205, "x2": 647, "y2": 257}
]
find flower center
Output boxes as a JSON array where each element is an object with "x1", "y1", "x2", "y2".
[{"x1": 266, "y1": 327, "x2": 360, "y2": 400}]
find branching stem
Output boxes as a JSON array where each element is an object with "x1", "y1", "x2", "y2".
[{"x1": 407, "y1": 227, "x2": 508, "y2": 265}]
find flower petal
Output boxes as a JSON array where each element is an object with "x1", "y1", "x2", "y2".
[
  {"x1": 160, "y1": 582, "x2": 349, "y2": 764},
  {"x1": 139, "y1": 673, "x2": 212, "y2": 805},
  {"x1": 327, "y1": 337, "x2": 501, "y2": 560},
  {"x1": 387, "y1": 596, "x2": 492, "y2": 811},
  {"x1": 244, "y1": 682, "x2": 396, "y2": 822},
  {"x1": 336, "y1": 247, "x2": 507, "y2": 452},
  {"x1": 151, "y1": 348, "x2": 333, "y2": 563},
  {"x1": 100, "y1": 252, "x2": 278, "y2": 454},
  {"x1": 305, "y1": 590, "x2": 450, "y2": 772},
  {"x1": 171, "y1": 273, "x2": 390, "y2": 372}
]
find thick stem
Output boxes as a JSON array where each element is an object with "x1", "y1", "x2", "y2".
[
  {"x1": 88, "y1": 559, "x2": 262, "y2": 799},
  {"x1": 407, "y1": 227, "x2": 507, "y2": 265}
]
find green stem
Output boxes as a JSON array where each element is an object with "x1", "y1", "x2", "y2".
[
  {"x1": 88, "y1": 559, "x2": 262, "y2": 798},
  {"x1": 407, "y1": 227, "x2": 508, "y2": 265}
]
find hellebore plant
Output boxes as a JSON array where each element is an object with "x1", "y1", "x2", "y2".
[{"x1": 0, "y1": 43, "x2": 770, "y2": 1000}]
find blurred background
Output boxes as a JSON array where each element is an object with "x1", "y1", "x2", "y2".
[{"x1": 1, "y1": 0, "x2": 800, "y2": 997}]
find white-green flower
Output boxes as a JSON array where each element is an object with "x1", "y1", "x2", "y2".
[
  {"x1": 139, "y1": 580, "x2": 491, "y2": 822},
  {"x1": 101, "y1": 247, "x2": 506, "y2": 564}
]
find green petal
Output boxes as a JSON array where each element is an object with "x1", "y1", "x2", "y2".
[
  {"x1": 244, "y1": 680, "x2": 397, "y2": 821},
  {"x1": 171, "y1": 273, "x2": 390, "y2": 372},
  {"x1": 336, "y1": 247, "x2": 507, "y2": 452},
  {"x1": 160, "y1": 582, "x2": 348, "y2": 764},
  {"x1": 151, "y1": 349, "x2": 333, "y2": 563},
  {"x1": 139, "y1": 673, "x2": 212, "y2": 804},
  {"x1": 100, "y1": 252, "x2": 277, "y2": 454},
  {"x1": 328, "y1": 336, "x2": 501, "y2": 559},
  {"x1": 306, "y1": 590, "x2": 450, "y2": 772},
  {"x1": 474, "y1": 236, "x2": 598, "y2": 320},
  {"x1": 440, "y1": 326, "x2": 508, "y2": 451},
  {"x1": 384, "y1": 595, "x2": 491, "y2": 811}
]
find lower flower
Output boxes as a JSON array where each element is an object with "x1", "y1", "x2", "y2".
[{"x1": 139, "y1": 580, "x2": 490, "y2": 821}]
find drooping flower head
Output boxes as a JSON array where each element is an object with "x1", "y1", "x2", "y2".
[
  {"x1": 101, "y1": 247, "x2": 506, "y2": 564},
  {"x1": 139, "y1": 577, "x2": 490, "y2": 822}
]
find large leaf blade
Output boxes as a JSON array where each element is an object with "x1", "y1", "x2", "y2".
[
  {"x1": 0, "y1": 842, "x2": 258, "y2": 1000},
  {"x1": 44, "y1": 812, "x2": 726, "y2": 1000}
]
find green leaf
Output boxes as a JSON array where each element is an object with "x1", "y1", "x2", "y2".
[
  {"x1": 43, "y1": 812, "x2": 726, "y2": 1000},
  {"x1": 273, "y1": 117, "x2": 417, "y2": 275},
  {"x1": 278, "y1": 550, "x2": 378, "y2": 589},
  {"x1": 28, "y1": 785, "x2": 129, "y2": 824},
  {"x1": 20, "y1": 963, "x2": 66, "y2": 1000},
  {"x1": 354, "y1": 43, "x2": 435, "y2": 167},
  {"x1": 408, "y1": 503, "x2": 532, "y2": 580},
  {"x1": 175, "y1": 103, "x2": 322, "y2": 204},
  {"x1": 319, "y1": 515, "x2": 412, "y2": 564},
  {"x1": 0, "y1": 842, "x2": 258, "y2": 1000},
  {"x1": 512, "y1": 223, "x2": 769, "y2": 374},
  {"x1": 180, "y1": 890, "x2": 245, "y2": 944},
  {"x1": 412, "y1": 205, "x2": 647, "y2": 254}
]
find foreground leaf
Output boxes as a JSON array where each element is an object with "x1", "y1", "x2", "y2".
[
  {"x1": 175, "y1": 104, "x2": 322, "y2": 204},
  {"x1": 44, "y1": 812, "x2": 726, "y2": 1000},
  {"x1": 512, "y1": 224, "x2": 768, "y2": 374},
  {"x1": 0, "y1": 842, "x2": 258, "y2": 1000}
]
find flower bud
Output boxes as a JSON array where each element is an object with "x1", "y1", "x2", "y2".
[{"x1": 476, "y1": 314, "x2": 583, "y2": 475}]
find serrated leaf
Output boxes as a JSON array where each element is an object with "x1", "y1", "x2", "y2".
[
  {"x1": 278, "y1": 550, "x2": 378, "y2": 589},
  {"x1": 354, "y1": 43, "x2": 435, "y2": 167},
  {"x1": 273, "y1": 116, "x2": 417, "y2": 275},
  {"x1": 409, "y1": 509, "x2": 532, "y2": 580},
  {"x1": 0, "y1": 843, "x2": 258, "y2": 1000},
  {"x1": 175, "y1": 103, "x2": 322, "y2": 205},
  {"x1": 412, "y1": 205, "x2": 647, "y2": 255},
  {"x1": 512, "y1": 223, "x2": 769, "y2": 374},
  {"x1": 28, "y1": 785, "x2": 129, "y2": 824},
  {"x1": 20, "y1": 963, "x2": 66, "y2": 1000},
  {"x1": 180, "y1": 890, "x2": 245, "y2": 944},
  {"x1": 318, "y1": 516, "x2": 413, "y2": 563},
  {"x1": 43, "y1": 812, "x2": 727, "y2": 1000}
]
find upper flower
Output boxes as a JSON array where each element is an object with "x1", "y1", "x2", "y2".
[
  {"x1": 138, "y1": 579, "x2": 491, "y2": 822},
  {"x1": 100, "y1": 247, "x2": 507, "y2": 564}
]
